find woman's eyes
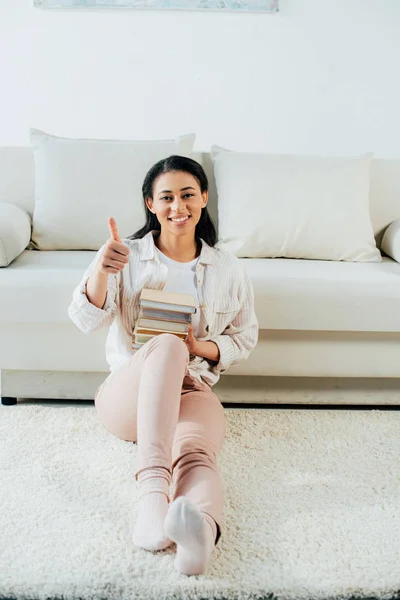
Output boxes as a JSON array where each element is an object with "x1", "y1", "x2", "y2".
[{"x1": 161, "y1": 194, "x2": 194, "y2": 201}]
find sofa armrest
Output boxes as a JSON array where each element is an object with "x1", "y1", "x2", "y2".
[
  {"x1": 0, "y1": 201, "x2": 32, "y2": 267},
  {"x1": 381, "y1": 219, "x2": 400, "y2": 263}
]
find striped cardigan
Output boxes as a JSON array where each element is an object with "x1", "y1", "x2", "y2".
[{"x1": 68, "y1": 230, "x2": 259, "y2": 387}]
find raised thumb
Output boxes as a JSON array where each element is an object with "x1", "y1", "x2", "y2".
[{"x1": 108, "y1": 217, "x2": 121, "y2": 242}]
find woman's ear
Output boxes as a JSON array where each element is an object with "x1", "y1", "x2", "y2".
[
  {"x1": 145, "y1": 197, "x2": 155, "y2": 213},
  {"x1": 202, "y1": 191, "x2": 209, "y2": 207}
]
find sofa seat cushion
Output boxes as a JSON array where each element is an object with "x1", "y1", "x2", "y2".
[
  {"x1": 1, "y1": 251, "x2": 400, "y2": 333},
  {"x1": 241, "y1": 256, "x2": 400, "y2": 332},
  {"x1": 0, "y1": 250, "x2": 96, "y2": 324}
]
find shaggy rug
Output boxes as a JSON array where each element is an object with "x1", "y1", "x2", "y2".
[{"x1": 1, "y1": 404, "x2": 400, "y2": 600}]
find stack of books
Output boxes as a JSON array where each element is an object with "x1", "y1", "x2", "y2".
[{"x1": 132, "y1": 288, "x2": 197, "y2": 350}]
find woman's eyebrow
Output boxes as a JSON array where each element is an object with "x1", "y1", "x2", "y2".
[{"x1": 158, "y1": 187, "x2": 196, "y2": 195}]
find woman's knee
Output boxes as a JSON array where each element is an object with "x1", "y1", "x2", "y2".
[
  {"x1": 145, "y1": 333, "x2": 189, "y2": 361},
  {"x1": 94, "y1": 394, "x2": 137, "y2": 443}
]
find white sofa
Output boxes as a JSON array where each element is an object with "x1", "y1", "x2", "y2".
[{"x1": 1, "y1": 145, "x2": 400, "y2": 405}]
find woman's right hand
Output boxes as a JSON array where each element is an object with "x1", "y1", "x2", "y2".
[{"x1": 96, "y1": 217, "x2": 130, "y2": 275}]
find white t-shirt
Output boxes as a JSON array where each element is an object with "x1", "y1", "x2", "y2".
[{"x1": 154, "y1": 246, "x2": 205, "y2": 338}]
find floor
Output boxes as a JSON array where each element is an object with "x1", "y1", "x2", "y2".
[{"x1": 2, "y1": 392, "x2": 400, "y2": 600}]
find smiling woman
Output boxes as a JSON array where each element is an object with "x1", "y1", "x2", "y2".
[
  {"x1": 129, "y1": 154, "x2": 217, "y2": 262},
  {"x1": 68, "y1": 152, "x2": 258, "y2": 576},
  {"x1": 34, "y1": 0, "x2": 279, "y2": 12},
  {"x1": 146, "y1": 173, "x2": 207, "y2": 260}
]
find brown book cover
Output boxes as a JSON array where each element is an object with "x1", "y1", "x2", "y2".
[
  {"x1": 134, "y1": 333, "x2": 188, "y2": 345},
  {"x1": 134, "y1": 326, "x2": 187, "y2": 340}
]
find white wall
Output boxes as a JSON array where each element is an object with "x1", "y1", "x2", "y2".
[{"x1": 0, "y1": 0, "x2": 399, "y2": 156}]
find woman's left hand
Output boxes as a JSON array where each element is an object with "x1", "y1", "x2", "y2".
[{"x1": 185, "y1": 323, "x2": 198, "y2": 354}]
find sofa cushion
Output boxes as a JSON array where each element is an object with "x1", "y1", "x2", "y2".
[
  {"x1": 0, "y1": 250, "x2": 95, "y2": 324},
  {"x1": 381, "y1": 218, "x2": 400, "y2": 263},
  {"x1": 211, "y1": 145, "x2": 381, "y2": 262},
  {"x1": 243, "y1": 256, "x2": 400, "y2": 332},
  {"x1": 0, "y1": 202, "x2": 31, "y2": 267},
  {"x1": 1, "y1": 251, "x2": 400, "y2": 333},
  {"x1": 30, "y1": 129, "x2": 196, "y2": 251}
]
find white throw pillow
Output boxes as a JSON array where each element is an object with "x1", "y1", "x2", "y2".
[
  {"x1": 211, "y1": 145, "x2": 381, "y2": 262},
  {"x1": 381, "y1": 218, "x2": 400, "y2": 263},
  {"x1": 0, "y1": 202, "x2": 31, "y2": 267},
  {"x1": 31, "y1": 129, "x2": 196, "y2": 250}
]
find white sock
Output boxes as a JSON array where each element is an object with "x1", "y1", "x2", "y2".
[
  {"x1": 163, "y1": 496, "x2": 217, "y2": 575},
  {"x1": 132, "y1": 466, "x2": 172, "y2": 552}
]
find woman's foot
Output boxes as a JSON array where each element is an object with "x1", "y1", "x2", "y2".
[
  {"x1": 132, "y1": 466, "x2": 173, "y2": 551},
  {"x1": 163, "y1": 496, "x2": 216, "y2": 575},
  {"x1": 132, "y1": 491, "x2": 172, "y2": 551}
]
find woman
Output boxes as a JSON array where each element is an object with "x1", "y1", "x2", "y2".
[{"x1": 68, "y1": 155, "x2": 258, "y2": 575}]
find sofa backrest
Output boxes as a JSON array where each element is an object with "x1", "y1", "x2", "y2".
[
  {"x1": 0, "y1": 147, "x2": 221, "y2": 237},
  {"x1": 0, "y1": 146, "x2": 399, "y2": 247},
  {"x1": 0, "y1": 148, "x2": 35, "y2": 217}
]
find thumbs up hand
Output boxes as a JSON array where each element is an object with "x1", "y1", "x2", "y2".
[
  {"x1": 108, "y1": 217, "x2": 122, "y2": 243},
  {"x1": 96, "y1": 217, "x2": 130, "y2": 275}
]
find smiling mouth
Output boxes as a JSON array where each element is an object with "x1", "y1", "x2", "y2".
[{"x1": 168, "y1": 215, "x2": 191, "y2": 223}]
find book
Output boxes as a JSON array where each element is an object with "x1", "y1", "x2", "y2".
[
  {"x1": 139, "y1": 307, "x2": 192, "y2": 323},
  {"x1": 132, "y1": 288, "x2": 196, "y2": 350},
  {"x1": 134, "y1": 333, "x2": 157, "y2": 344},
  {"x1": 139, "y1": 288, "x2": 197, "y2": 315},
  {"x1": 140, "y1": 299, "x2": 196, "y2": 314},
  {"x1": 140, "y1": 288, "x2": 196, "y2": 308},
  {"x1": 133, "y1": 326, "x2": 187, "y2": 340},
  {"x1": 136, "y1": 317, "x2": 189, "y2": 333}
]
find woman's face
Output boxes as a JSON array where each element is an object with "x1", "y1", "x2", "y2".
[{"x1": 146, "y1": 170, "x2": 208, "y2": 237}]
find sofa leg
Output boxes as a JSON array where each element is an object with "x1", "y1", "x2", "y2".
[{"x1": 1, "y1": 397, "x2": 17, "y2": 406}]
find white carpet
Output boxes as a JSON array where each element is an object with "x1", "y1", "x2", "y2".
[{"x1": 1, "y1": 404, "x2": 400, "y2": 600}]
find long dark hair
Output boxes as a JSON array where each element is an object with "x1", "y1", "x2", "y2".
[{"x1": 128, "y1": 155, "x2": 218, "y2": 247}]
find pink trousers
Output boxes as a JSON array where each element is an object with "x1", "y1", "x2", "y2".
[{"x1": 94, "y1": 333, "x2": 227, "y2": 545}]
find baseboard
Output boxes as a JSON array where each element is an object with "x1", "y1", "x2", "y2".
[
  {"x1": 0, "y1": 370, "x2": 105, "y2": 400},
  {"x1": 2, "y1": 370, "x2": 400, "y2": 405}
]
